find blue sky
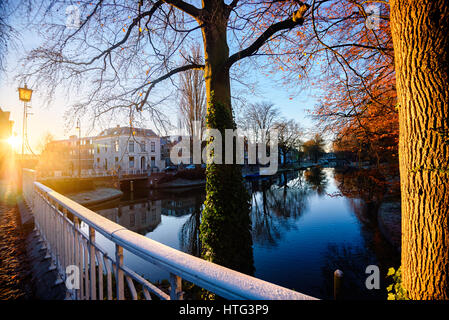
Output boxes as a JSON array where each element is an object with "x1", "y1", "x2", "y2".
[{"x1": 0, "y1": 2, "x2": 323, "y2": 153}]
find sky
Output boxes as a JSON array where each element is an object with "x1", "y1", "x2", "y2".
[{"x1": 0, "y1": 2, "x2": 323, "y2": 154}]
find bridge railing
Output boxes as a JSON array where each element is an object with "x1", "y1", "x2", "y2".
[{"x1": 22, "y1": 168, "x2": 316, "y2": 300}]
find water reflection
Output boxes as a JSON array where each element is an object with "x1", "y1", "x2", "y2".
[
  {"x1": 179, "y1": 193, "x2": 204, "y2": 257},
  {"x1": 249, "y1": 171, "x2": 311, "y2": 247},
  {"x1": 96, "y1": 200, "x2": 162, "y2": 234},
  {"x1": 304, "y1": 166, "x2": 328, "y2": 195},
  {"x1": 92, "y1": 167, "x2": 398, "y2": 299},
  {"x1": 319, "y1": 167, "x2": 400, "y2": 299}
]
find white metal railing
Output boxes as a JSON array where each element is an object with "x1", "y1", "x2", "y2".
[
  {"x1": 23, "y1": 168, "x2": 36, "y2": 209},
  {"x1": 23, "y1": 169, "x2": 316, "y2": 300}
]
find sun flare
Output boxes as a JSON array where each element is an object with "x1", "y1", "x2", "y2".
[{"x1": 7, "y1": 135, "x2": 21, "y2": 151}]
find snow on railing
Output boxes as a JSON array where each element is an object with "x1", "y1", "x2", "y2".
[{"x1": 22, "y1": 168, "x2": 316, "y2": 300}]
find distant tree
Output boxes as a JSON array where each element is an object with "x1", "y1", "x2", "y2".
[
  {"x1": 37, "y1": 132, "x2": 54, "y2": 154},
  {"x1": 178, "y1": 45, "x2": 206, "y2": 140},
  {"x1": 273, "y1": 119, "x2": 302, "y2": 166},
  {"x1": 238, "y1": 102, "x2": 281, "y2": 142},
  {"x1": 36, "y1": 140, "x2": 71, "y2": 176},
  {"x1": 302, "y1": 133, "x2": 326, "y2": 163}
]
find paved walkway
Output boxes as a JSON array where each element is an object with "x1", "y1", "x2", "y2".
[
  {"x1": 0, "y1": 179, "x2": 67, "y2": 300},
  {"x1": 0, "y1": 180, "x2": 32, "y2": 299}
]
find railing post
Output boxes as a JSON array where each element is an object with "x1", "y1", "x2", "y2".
[
  {"x1": 89, "y1": 226, "x2": 97, "y2": 300},
  {"x1": 169, "y1": 273, "x2": 183, "y2": 300},
  {"x1": 74, "y1": 216, "x2": 83, "y2": 300},
  {"x1": 334, "y1": 269, "x2": 343, "y2": 300},
  {"x1": 62, "y1": 207, "x2": 68, "y2": 273},
  {"x1": 115, "y1": 244, "x2": 125, "y2": 300}
]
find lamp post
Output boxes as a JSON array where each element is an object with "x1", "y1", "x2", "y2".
[
  {"x1": 76, "y1": 118, "x2": 81, "y2": 177},
  {"x1": 18, "y1": 84, "x2": 33, "y2": 161}
]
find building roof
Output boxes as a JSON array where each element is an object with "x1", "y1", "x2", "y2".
[{"x1": 98, "y1": 126, "x2": 158, "y2": 138}]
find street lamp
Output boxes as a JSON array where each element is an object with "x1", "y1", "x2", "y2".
[
  {"x1": 76, "y1": 118, "x2": 81, "y2": 177},
  {"x1": 18, "y1": 84, "x2": 33, "y2": 159}
]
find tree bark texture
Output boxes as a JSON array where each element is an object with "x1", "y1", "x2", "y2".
[{"x1": 390, "y1": 0, "x2": 449, "y2": 299}]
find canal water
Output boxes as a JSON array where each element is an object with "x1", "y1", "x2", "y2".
[{"x1": 90, "y1": 167, "x2": 399, "y2": 300}]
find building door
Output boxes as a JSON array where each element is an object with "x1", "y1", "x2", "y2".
[
  {"x1": 151, "y1": 156, "x2": 155, "y2": 167},
  {"x1": 141, "y1": 156, "x2": 146, "y2": 170}
]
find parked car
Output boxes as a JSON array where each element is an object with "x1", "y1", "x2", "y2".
[{"x1": 185, "y1": 164, "x2": 196, "y2": 170}]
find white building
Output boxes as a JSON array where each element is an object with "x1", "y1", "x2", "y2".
[{"x1": 93, "y1": 126, "x2": 164, "y2": 172}]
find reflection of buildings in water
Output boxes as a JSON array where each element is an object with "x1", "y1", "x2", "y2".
[
  {"x1": 96, "y1": 200, "x2": 162, "y2": 234},
  {"x1": 161, "y1": 196, "x2": 199, "y2": 217}
]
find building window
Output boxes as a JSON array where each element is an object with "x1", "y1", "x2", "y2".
[
  {"x1": 140, "y1": 142, "x2": 146, "y2": 152},
  {"x1": 115, "y1": 157, "x2": 119, "y2": 163},
  {"x1": 105, "y1": 143, "x2": 108, "y2": 153},
  {"x1": 97, "y1": 145, "x2": 100, "y2": 154},
  {"x1": 151, "y1": 141, "x2": 155, "y2": 152},
  {"x1": 129, "y1": 156, "x2": 134, "y2": 168},
  {"x1": 115, "y1": 140, "x2": 119, "y2": 152},
  {"x1": 129, "y1": 141, "x2": 134, "y2": 153}
]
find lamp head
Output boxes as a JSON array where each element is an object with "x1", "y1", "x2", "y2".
[{"x1": 18, "y1": 84, "x2": 33, "y2": 102}]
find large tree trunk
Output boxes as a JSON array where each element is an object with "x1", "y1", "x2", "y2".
[
  {"x1": 198, "y1": 1, "x2": 254, "y2": 275},
  {"x1": 390, "y1": 0, "x2": 449, "y2": 299}
]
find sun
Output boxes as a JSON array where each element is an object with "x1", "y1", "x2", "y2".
[{"x1": 7, "y1": 135, "x2": 21, "y2": 151}]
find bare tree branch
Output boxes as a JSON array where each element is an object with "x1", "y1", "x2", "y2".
[
  {"x1": 138, "y1": 63, "x2": 204, "y2": 110},
  {"x1": 226, "y1": 2, "x2": 310, "y2": 68},
  {"x1": 162, "y1": 0, "x2": 201, "y2": 20}
]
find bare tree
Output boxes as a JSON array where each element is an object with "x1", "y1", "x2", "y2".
[
  {"x1": 20, "y1": 0, "x2": 310, "y2": 273},
  {"x1": 238, "y1": 101, "x2": 281, "y2": 141},
  {"x1": 37, "y1": 131, "x2": 54, "y2": 154},
  {"x1": 0, "y1": 0, "x2": 18, "y2": 73},
  {"x1": 273, "y1": 119, "x2": 302, "y2": 166},
  {"x1": 302, "y1": 133, "x2": 326, "y2": 163},
  {"x1": 178, "y1": 45, "x2": 206, "y2": 139}
]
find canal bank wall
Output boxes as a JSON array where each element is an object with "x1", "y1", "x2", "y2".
[{"x1": 65, "y1": 187, "x2": 123, "y2": 208}]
